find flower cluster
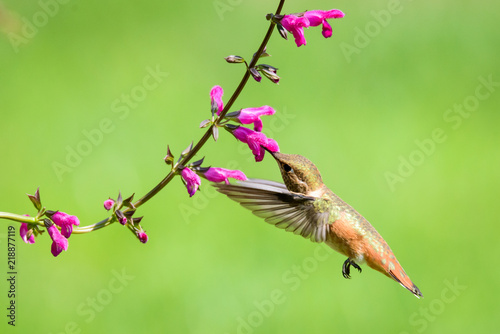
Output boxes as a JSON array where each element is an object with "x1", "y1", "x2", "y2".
[
  {"x1": 210, "y1": 86, "x2": 280, "y2": 161},
  {"x1": 178, "y1": 85, "x2": 282, "y2": 196},
  {"x1": 48, "y1": 211, "x2": 80, "y2": 238},
  {"x1": 102, "y1": 194, "x2": 148, "y2": 243},
  {"x1": 20, "y1": 210, "x2": 80, "y2": 257},
  {"x1": 279, "y1": 9, "x2": 345, "y2": 47}
]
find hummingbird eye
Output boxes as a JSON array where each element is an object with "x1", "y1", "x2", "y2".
[{"x1": 283, "y1": 164, "x2": 293, "y2": 173}]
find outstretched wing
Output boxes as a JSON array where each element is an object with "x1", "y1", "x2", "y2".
[{"x1": 213, "y1": 179, "x2": 330, "y2": 243}]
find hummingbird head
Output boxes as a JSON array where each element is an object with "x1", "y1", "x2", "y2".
[{"x1": 267, "y1": 151, "x2": 325, "y2": 194}]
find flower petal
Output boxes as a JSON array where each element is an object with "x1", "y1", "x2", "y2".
[
  {"x1": 203, "y1": 168, "x2": 247, "y2": 183},
  {"x1": 181, "y1": 168, "x2": 201, "y2": 197}
]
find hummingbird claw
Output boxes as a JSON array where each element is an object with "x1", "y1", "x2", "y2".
[{"x1": 342, "y1": 258, "x2": 362, "y2": 279}]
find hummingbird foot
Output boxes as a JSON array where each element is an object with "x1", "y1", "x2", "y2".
[{"x1": 342, "y1": 258, "x2": 362, "y2": 279}]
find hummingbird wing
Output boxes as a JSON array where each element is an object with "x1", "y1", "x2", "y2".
[{"x1": 213, "y1": 179, "x2": 330, "y2": 242}]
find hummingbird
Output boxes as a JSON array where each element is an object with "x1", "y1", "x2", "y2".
[{"x1": 214, "y1": 151, "x2": 423, "y2": 298}]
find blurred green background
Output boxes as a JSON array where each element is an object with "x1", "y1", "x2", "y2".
[{"x1": 1, "y1": 0, "x2": 498, "y2": 333}]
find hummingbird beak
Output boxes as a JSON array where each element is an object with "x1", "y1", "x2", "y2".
[{"x1": 261, "y1": 145, "x2": 277, "y2": 159}]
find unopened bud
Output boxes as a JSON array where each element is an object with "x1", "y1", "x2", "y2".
[
  {"x1": 257, "y1": 64, "x2": 280, "y2": 84},
  {"x1": 224, "y1": 55, "x2": 245, "y2": 63},
  {"x1": 249, "y1": 67, "x2": 262, "y2": 82}
]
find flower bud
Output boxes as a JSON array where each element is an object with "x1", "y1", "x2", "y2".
[
  {"x1": 224, "y1": 55, "x2": 245, "y2": 63},
  {"x1": 104, "y1": 199, "x2": 115, "y2": 211},
  {"x1": 137, "y1": 231, "x2": 148, "y2": 244},
  {"x1": 249, "y1": 67, "x2": 262, "y2": 82}
]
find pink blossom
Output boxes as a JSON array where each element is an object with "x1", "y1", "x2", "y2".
[
  {"x1": 47, "y1": 224, "x2": 68, "y2": 257},
  {"x1": 51, "y1": 211, "x2": 80, "y2": 238},
  {"x1": 281, "y1": 9, "x2": 345, "y2": 47},
  {"x1": 137, "y1": 231, "x2": 148, "y2": 244},
  {"x1": 304, "y1": 9, "x2": 345, "y2": 38},
  {"x1": 229, "y1": 126, "x2": 280, "y2": 162},
  {"x1": 203, "y1": 168, "x2": 247, "y2": 184},
  {"x1": 103, "y1": 199, "x2": 115, "y2": 211},
  {"x1": 281, "y1": 14, "x2": 310, "y2": 47},
  {"x1": 181, "y1": 168, "x2": 201, "y2": 197},
  {"x1": 227, "y1": 106, "x2": 276, "y2": 132},
  {"x1": 210, "y1": 85, "x2": 224, "y2": 116},
  {"x1": 265, "y1": 138, "x2": 280, "y2": 153},
  {"x1": 20, "y1": 222, "x2": 35, "y2": 244}
]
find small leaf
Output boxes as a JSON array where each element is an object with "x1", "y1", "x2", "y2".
[
  {"x1": 190, "y1": 157, "x2": 205, "y2": 168},
  {"x1": 181, "y1": 142, "x2": 194, "y2": 156},
  {"x1": 27, "y1": 188, "x2": 42, "y2": 211},
  {"x1": 132, "y1": 216, "x2": 144, "y2": 224},
  {"x1": 164, "y1": 145, "x2": 174, "y2": 165},
  {"x1": 122, "y1": 193, "x2": 135, "y2": 208},
  {"x1": 116, "y1": 191, "x2": 123, "y2": 209},
  {"x1": 194, "y1": 166, "x2": 210, "y2": 173},
  {"x1": 272, "y1": 14, "x2": 284, "y2": 21},
  {"x1": 124, "y1": 209, "x2": 136, "y2": 218},
  {"x1": 253, "y1": 46, "x2": 270, "y2": 60},
  {"x1": 277, "y1": 24, "x2": 288, "y2": 40},
  {"x1": 212, "y1": 126, "x2": 219, "y2": 142},
  {"x1": 45, "y1": 210, "x2": 56, "y2": 218},
  {"x1": 224, "y1": 123, "x2": 239, "y2": 131},
  {"x1": 200, "y1": 119, "x2": 211, "y2": 128}
]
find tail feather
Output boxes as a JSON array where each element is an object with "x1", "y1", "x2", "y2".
[
  {"x1": 387, "y1": 268, "x2": 423, "y2": 299},
  {"x1": 365, "y1": 247, "x2": 423, "y2": 298}
]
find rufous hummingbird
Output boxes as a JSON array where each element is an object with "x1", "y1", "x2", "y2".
[{"x1": 214, "y1": 151, "x2": 423, "y2": 298}]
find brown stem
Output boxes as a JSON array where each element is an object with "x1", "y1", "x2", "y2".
[{"x1": 132, "y1": 0, "x2": 285, "y2": 209}]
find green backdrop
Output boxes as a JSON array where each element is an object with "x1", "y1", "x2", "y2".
[{"x1": 1, "y1": 0, "x2": 498, "y2": 333}]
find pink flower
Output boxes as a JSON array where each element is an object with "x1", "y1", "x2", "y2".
[
  {"x1": 20, "y1": 223, "x2": 35, "y2": 244},
  {"x1": 137, "y1": 231, "x2": 148, "y2": 244},
  {"x1": 226, "y1": 106, "x2": 276, "y2": 132},
  {"x1": 227, "y1": 126, "x2": 280, "y2": 162},
  {"x1": 181, "y1": 168, "x2": 201, "y2": 197},
  {"x1": 103, "y1": 199, "x2": 115, "y2": 211},
  {"x1": 47, "y1": 224, "x2": 68, "y2": 257},
  {"x1": 281, "y1": 14, "x2": 310, "y2": 47},
  {"x1": 210, "y1": 85, "x2": 224, "y2": 116},
  {"x1": 51, "y1": 211, "x2": 80, "y2": 238},
  {"x1": 202, "y1": 168, "x2": 247, "y2": 184},
  {"x1": 304, "y1": 9, "x2": 345, "y2": 38},
  {"x1": 281, "y1": 9, "x2": 345, "y2": 47}
]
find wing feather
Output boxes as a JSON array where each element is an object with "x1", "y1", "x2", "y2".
[{"x1": 213, "y1": 179, "x2": 331, "y2": 243}]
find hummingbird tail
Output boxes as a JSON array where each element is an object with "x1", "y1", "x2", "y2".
[
  {"x1": 382, "y1": 260, "x2": 423, "y2": 299},
  {"x1": 388, "y1": 269, "x2": 423, "y2": 299},
  {"x1": 365, "y1": 248, "x2": 423, "y2": 298}
]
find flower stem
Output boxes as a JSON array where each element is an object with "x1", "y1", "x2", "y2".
[
  {"x1": 0, "y1": 212, "x2": 39, "y2": 224},
  {"x1": 71, "y1": 217, "x2": 113, "y2": 234},
  {"x1": 131, "y1": 0, "x2": 285, "y2": 209}
]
